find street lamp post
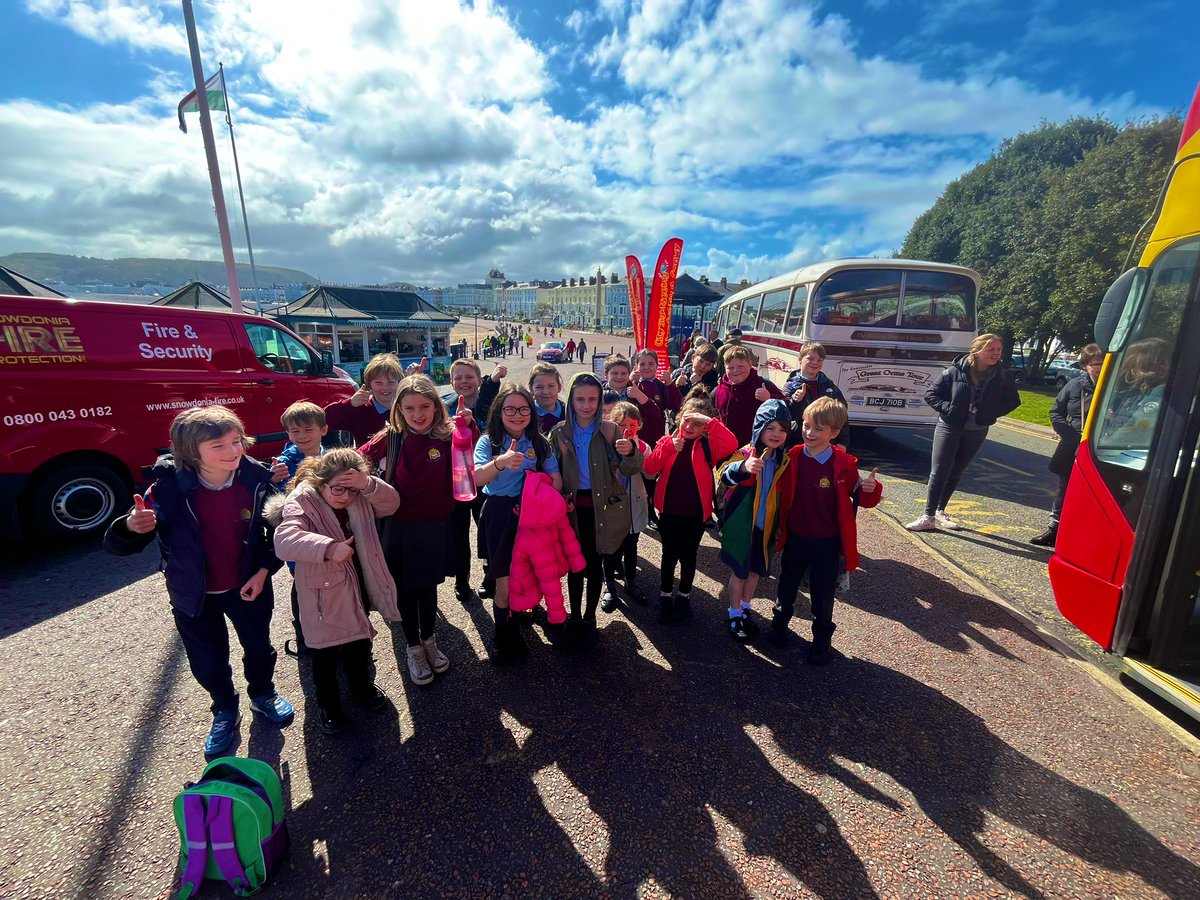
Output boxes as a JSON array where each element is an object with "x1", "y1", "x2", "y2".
[{"x1": 473, "y1": 307, "x2": 479, "y2": 357}]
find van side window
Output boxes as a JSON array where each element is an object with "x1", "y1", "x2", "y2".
[{"x1": 244, "y1": 323, "x2": 315, "y2": 375}]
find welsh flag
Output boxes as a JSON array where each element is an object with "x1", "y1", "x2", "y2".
[{"x1": 178, "y1": 70, "x2": 226, "y2": 133}]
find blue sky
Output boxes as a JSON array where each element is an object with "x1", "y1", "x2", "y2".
[{"x1": 1, "y1": 1, "x2": 1196, "y2": 286}]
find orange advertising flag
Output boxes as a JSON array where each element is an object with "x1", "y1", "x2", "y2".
[
  {"x1": 625, "y1": 255, "x2": 646, "y2": 348},
  {"x1": 645, "y1": 237, "x2": 683, "y2": 377}
]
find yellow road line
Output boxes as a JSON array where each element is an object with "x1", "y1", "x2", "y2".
[
  {"x1": 996, "y1": 419, "x2": 1058, "y2": 442},
  {"x1": 980, "y1": 457, "x2": 1035, "y2": 477}
]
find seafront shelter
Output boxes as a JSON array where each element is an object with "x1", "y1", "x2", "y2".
[{"x1": 276, "y1": 285, "x2": 458, "y2": 382}]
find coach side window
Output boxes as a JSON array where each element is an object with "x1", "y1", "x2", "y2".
[{"x1": 757, "y1": 288, "x2": 790, "y2": 333}]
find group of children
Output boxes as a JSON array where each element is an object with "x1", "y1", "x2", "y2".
[{"x1": 106, "y1": 341, "x2": 883, "y2": 756}]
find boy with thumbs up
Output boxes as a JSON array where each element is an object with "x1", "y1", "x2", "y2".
[
  {"x1": 768, "y1": 397, "x2": 883, "y2": 665},
  {"x1": 103, "y1": 406, "x2": 291, "y2": 756}
]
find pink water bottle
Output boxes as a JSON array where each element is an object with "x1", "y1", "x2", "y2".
[{"x1": 451, "y1": 396, "x2": 477, "y2": 502}]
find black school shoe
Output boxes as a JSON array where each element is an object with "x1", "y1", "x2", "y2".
[
  {"x1": 740, "y1": 611, "x2": 760, "y2": 636},
  {"x1": 600, "y1": 586, "x2": 619, "y2": 613},
  {"x1": 352, "y1": 686, "x2": 388, "y2": 710},
  {"x1": 673, "y1": 594, "x2": 692, "y2": 623},
  {"x1": 806, "y1": 645, "x2": 833, "y2": 666},
  {"x1": 628, "y1": 583, "x2": 647, "y2": 605},
  {"x1": 319, "y1": 707, "x2": 347, "y2": 735},
  {"x1": 728, "y1": 615, "x2": 752, "y2": 642},
  {"x1": 456, "y1": 587, "x2": 479, "y2": 604}
]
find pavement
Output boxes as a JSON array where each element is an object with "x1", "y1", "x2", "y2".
[{"x1": 2, "y1": 324, "x2": 1199, "y2": 898}]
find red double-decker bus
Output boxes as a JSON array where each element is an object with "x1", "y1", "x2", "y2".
[{"x1": 1050, "y1": 83, "x2": 1200, "y2": 720}]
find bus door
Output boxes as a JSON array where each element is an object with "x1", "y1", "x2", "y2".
[{"x1": 1051, "y1": 237, "x2": 1200, "y2": 655}]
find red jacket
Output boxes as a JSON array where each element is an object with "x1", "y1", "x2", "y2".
[
  {"x1": 642, "y1": 419, "x2": 739, "y2": 520},
  {"x1": 714, "y1": 371, "x2": 785, "y2": 446},
  {"x1": 775, "y1": 445, "x2": 882, "y2": 571}
]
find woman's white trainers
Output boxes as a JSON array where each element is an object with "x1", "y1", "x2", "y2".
[
  {"x1": 935, "y1": 509, "x2": 963, "y2": 530},
  {"x1": 905, "y1": 514, "x2": 939, "y2": 532}
]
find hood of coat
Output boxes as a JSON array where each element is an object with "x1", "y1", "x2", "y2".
[
  {"x1": 518, "y1": 470, "x2": 567, "y2": 527},
  {"x1": 263, "y1": 490, "x2": 290, "y2": 527},
  {"x1": 752, "y1": 399, "x2": 791, "y2": 450},
  {"x1": 562, "y1": 371, "x2": 606, "y2": 431}
]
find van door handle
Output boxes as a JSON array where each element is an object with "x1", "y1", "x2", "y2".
[{"x1": 257, "y1": 378, "x2": 275, "y2": 386}]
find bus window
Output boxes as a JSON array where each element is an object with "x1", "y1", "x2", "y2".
[
  {"x1": 714, "y1": 306, "x2": 729, "y2": 337},
  {"x1": 728, "y1": 299, "x2": 745, "y2": 330},
  {"x1": 1093, "y1": 237, "x2": 1199, "y2": 471},
  {"x1": 813, "y1": 269, "x2": 902, "y2": 326},
  {"x1": 784, "y1": 286, "x2": 808, "y2": 334},
  {"x1": 757, "y1": 288, "x2": 790, "y2": 333},
  {"x1": 742, "y1": 294, "x2": 764, "y2": 331},
  {"x1": 900, "y1": 272, "x2": 977, "y2": 331}
]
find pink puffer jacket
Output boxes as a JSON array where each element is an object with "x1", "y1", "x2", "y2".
[{"x1": 508, "y1": 471, "x2": 585, "y2": 624}]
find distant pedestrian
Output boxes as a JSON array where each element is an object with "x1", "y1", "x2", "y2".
[
  {"x1": 103, "y1": 405, "x2": 294, "y2": 757},
  {"x1": 906, "y1": 333, "x2": 1019, "y2": 532},
  {"x1": 566, "y1": 338, "x2": 577, "y2": 360},
  {"x1": 1032, "y1": 344, "x2": 1103, "y2": 547},
  {"x1": 270, "y1": 449, "x2": 399, "y2": 733},
  {"x1": 577, "y1": 338, "x2": 587, "y2": 362}
]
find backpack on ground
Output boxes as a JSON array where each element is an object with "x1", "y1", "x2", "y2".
[{"x1": 173, "y1": 757, "x2": 289, "y2": 898}]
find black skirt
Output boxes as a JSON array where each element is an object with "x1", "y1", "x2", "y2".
[
  {"x1": 479, "y1": 494, "x2": 520, "y2": 579},
  {"x1": 381, "y1": 515, "x2": 455, "y2": 590}
]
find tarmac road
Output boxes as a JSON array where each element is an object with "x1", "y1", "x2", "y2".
[{"x1": 3, "y1": 325, "x2": 1199, "y2": 897}]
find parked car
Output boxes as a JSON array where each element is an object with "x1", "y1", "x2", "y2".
[
  {"x1": 537, "y1": 341, "x2": 567, "y2": 363},
  {"x1": 1046, "y1": 360, "x2": 1081, "y2": 387}
]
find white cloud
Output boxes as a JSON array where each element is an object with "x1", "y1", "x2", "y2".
[{"x1": 3, "y1": 0, "x2": 1168, "y2": 286}]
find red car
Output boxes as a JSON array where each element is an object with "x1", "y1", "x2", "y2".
[{"x1": 537, "y1": 341, "x2": 567, "y2": 363}]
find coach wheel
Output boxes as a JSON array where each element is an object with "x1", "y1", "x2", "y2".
[{"x1": 30, "y1": 465, "x2": 130, "y2": 539}]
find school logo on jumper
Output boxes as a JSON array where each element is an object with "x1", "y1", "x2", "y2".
[
  {"x1": 524, "y1": 448, "x2": 537, "y2": 459},
  {"x1": 428, "y1": 448, "x2": 442, "y2": 461},
  {"x1": 240, "y1": 508, "x2": 252, "y2": 521},
  {"x1": 819, "y1": 477, "x2": 831, "y2": 489}
]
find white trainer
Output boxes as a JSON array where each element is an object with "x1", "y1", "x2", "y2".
[
  {"x1": 421, "y1": 636, "x2": 450, "y2": 674},
  {"x1": 406, "y1": 644, "x2": 434, "y2": 685},
  {"x1": 935, "y1": 509, "x2": 963, "y2": 530},
  {"x1": 905, "y1": 514, "x2": 939, "y2": 532}
]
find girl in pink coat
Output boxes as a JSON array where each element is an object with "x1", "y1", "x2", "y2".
[
  {"x1": 474, "y1": 384, "x2": 563, "y2": 662},
  {"x1": 270, "y1": 449, "x2": 401, "y2": 735}
]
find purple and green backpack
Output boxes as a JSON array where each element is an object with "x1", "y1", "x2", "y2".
[{"x1": 172, "y1": 757, "x2": 289, "y2": 898}]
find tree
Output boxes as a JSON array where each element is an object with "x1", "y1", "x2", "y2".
[{"x1": 901, "y1": 115, "x2": 1177, "y2": 372}]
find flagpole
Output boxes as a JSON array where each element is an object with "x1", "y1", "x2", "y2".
[
  {"x1": 219, "y1": 63, "x2": 261, "y2": 314},
  {"x1": 181, "y1": 0, "x2": 242, "y2": 313}
]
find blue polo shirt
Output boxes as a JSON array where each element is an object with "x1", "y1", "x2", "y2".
[
  {"x1": 572, "y1": 418, "x2": 598, "y2": 490},
  {"x1": 475, "y1": 433, "x2": 559, "y2": 497}
]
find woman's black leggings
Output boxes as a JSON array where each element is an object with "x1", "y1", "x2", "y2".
[
  {"x1": 658, "y1": 512, "x2": 706, "y2": 594},
  {"x1": 398, "y1": 586, "x2": 438, "y2": 647},
  {"x1": 924, "y1": 421, "x2": 989, "y2": 516},
  {"x1": 567, "y1": 503, "x2": 603, "y2": 619}
]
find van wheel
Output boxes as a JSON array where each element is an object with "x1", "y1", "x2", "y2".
[{"x1": 30, "y1": 465, "x2": 129, "y2": 538}]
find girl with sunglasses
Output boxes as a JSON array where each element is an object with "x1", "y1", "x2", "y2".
[
  {"x1": 270, "y1": 448, "x2": 400, "y2": 734},
  {"x1": 474, "y1": 383, "x2": 562, "y2": 661}
]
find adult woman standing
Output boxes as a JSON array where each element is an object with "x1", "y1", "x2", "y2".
[
  {"x1": 906, "y1": 333, "x2": 1020, "y2": 531},
  {"x1": 1031, "y1": 344, "x2": 1103, "y2": 547}
]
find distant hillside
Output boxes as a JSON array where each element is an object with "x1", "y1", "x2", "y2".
[{"x1": 0, "y1": 252, "x2": 316, "y2": 288}]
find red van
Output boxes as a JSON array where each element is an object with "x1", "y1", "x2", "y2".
[{"x1": 0, "y1": 295, "x2": 355, "y2": 538}]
